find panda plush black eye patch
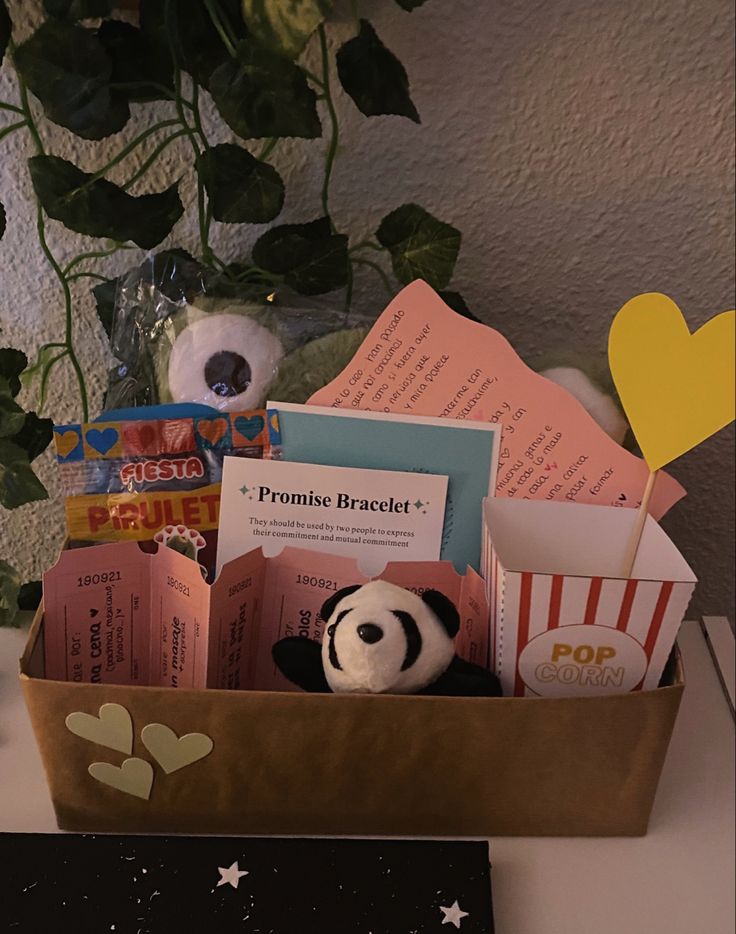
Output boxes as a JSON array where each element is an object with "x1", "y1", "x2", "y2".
[
  {"x1": 326, "y1": 607, "x2": 422, "y2": 672},
  {"x1": 392, "y1": 611, "x2": 422, "y2": 671},
  {"x1": 327, "y1": 608, "x2": 354, "y2": 669}
]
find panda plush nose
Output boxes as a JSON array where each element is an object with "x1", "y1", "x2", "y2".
[{"x1": 357, "y1": 623, "x2": 384, "y2": 644}]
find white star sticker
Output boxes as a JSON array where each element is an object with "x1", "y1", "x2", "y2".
[
  {"x1": 216, "y1": 861, "x2": 249, "y2": 889},
  {"x1": 440, "y1": 900, "x2": 469, "y2": 928}
]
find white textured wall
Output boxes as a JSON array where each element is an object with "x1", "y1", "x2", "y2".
[{"x1": 1, "y1": 0, "x2": 734, "y2": 619}]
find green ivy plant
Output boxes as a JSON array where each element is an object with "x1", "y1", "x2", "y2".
[{"x1": 0, "y1": 0, "x2": 465, "y2": 624}]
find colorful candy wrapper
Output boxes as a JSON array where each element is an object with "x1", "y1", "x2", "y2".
[{"x1": 53, "y1": 409, "x2": 281, "y2": 579}]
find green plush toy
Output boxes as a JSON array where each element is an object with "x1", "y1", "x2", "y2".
[{"x1": 106, "y1": 253, "x2": 368, "y2": 410}]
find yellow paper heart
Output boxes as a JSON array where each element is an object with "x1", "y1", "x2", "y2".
[
  {"x1": 88, "y1": 758, "x2": 153, "y2": 800},
  {"x1": 608, "y1": 293, "x2": 735, "y2": 471},
  {"x1": 141, "y1": 723, "x2": 214, "y2": 774},
  {"x1": 66, "y1": 703, "x2": 133, "y2": 755}
]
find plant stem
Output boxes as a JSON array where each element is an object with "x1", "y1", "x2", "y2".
[
  {"x1": 349, "y1": 239, "x2": 384, "y2": 254},
  {"x1": 203, "y1": 0, "x2": 238, "y2": 57},
  {"x1": 258, "y1": 138, "x2": 279, "y2": 161},
  {"x1": 302, "y1": 67, "x2": 325, "y2": 89},
  {"x1": 35, "y1": 204, "x2": 89, "y2": 421},
  {"x1": 65, "y1": 120, "x2": 180, "y2": 198},
  {"x1": 15, "y1": 62, "x2": 89, "y2": 421},
  {"x1": 108, "y1": 82, "x2": 195, "y2": 111},
  {"x1": 318, "y1": 24, "x2": 339, "y2": 226},
  {"x1": 0, "y1": 119, "x2": 26, "y2": 142},
  {"x1": 39, "y1": 350, "x2": 69, "y2": 414},
  {"x1": 66, "y1": 272, "x2": 111, "y2": 284},
  {"x1": 352, "y1": 257, "x2": 393, "y2": 297},
  {"x1": 122, "y1": 129, "x2": 189, "y2": 190},
  {"x1": 63, "y1": 244, "x2": 132, "y2": 276},
  {"x1": 165, "y1": 0, "x2": 211, "y2": 264},
  {"x1": 0, "y1": 101, "x2": 24, "y2": 115}
]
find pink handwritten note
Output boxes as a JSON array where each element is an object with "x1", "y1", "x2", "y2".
[
  {"x1": 307, "y1": 280, "x2": 685, "y2": 519},
  {"x1": 43, "y1": 541, "x2": 489, "y2": 692}
]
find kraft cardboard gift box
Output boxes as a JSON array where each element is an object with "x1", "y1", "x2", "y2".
[{"x1": 20, "y1": 545, "x2": 685, "y2": 837}]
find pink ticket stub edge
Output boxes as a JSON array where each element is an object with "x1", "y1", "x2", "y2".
[{"x1": 42, "y1": 542, "x2": 490, "y2": 692}]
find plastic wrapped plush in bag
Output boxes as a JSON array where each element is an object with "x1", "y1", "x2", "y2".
[{"x1": 105, "y1": 251, "x2": 370, "y2": 411}]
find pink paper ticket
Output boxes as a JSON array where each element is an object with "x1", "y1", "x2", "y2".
[
  {"x1": 43, "y1": 541, "x2": 491, "y2": 692},
  {"x1": 307, "y1": 280, "x2": 685, "y2": 519},
  {"x1": 149, "y1": 547, "x2": 211, "y2": 689},
  {"x1": 208, "y1": 548, "x2": 267, "y2": 690},
  {"x1": 43, "y1": 541, "x2": 149, "y2": 685}
]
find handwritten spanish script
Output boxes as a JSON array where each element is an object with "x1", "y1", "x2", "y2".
[{"x1": 308, "y1": 280, "x2": 685, "y2": 519}]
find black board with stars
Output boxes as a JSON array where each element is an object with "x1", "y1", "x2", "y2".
[{"x1": 2, "y1": 833, "x2": 494, "y2": 933}]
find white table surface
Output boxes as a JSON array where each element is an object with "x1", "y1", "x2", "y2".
[{"x1": 1, "y1": 619, "x2": 733, "y2": 934}]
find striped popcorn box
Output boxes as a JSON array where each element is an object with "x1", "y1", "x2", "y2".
[{"x1": 483, "y1": 498, "x2": 696, "y2": 697}]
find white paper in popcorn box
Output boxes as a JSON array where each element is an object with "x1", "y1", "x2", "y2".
[{"x1": 483, "y1": 498, "x2": 697, "y2": 697}]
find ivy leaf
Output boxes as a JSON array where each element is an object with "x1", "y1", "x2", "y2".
[
  {"x1": 376, "y1": 204, "x2": 461, "y2": 289},
  {"x1": 97, "y1": 19, "x2": 172, "y2": 102},
  {"x1": 14, "y1": 21, "x2": 130, "y2": 140},
  {"x1": 93, "y1": 248, "x2": 205, "y2": 342},
  {"x1": 140, "y1": 0, "x2": 243, "y2": 89},
  {"x1": 0, "y1": 559, "x2": 22, "y2": 628},
  {"x1": 0, "y1": 348, "x2": 27, "y2": 396},
  {"x1": 18, "y1": 580, "x2": 42, "y2": 613},
  {"x1": 43, "y1": 0, "x2": 113, "y2": 19},
  {"x1": 29, "y1": 154, "x2": 183, "y2": 249},
  {"x1": 394, "y1": 0, "x2": 428, "y2": 9},
  {"x1": 241, "y1": 0, "x2": 334, "y2": 59},
  {"x1": 92, "y1": 278, "x2": 118, "y2": 340},
  {"x1": 252, "y1": 217, "x2": 349, "y2": 295},
  {"x1": 0, "y1": 439, "x2": 48, "y2": 509},
  {"x1": 0, "y1": 391, "x2": 26, "y2": 439},
  {"x1": 197, "y1": 144, "x2": 284, "y2": 224},
  {"x1": 336, "y1": 20, "x2": 419, "y2": 123},
  {"x1": 438, "y1": 290, "x2": 480, "y2": 322},
  {"x1": 210, "y1": 40, "x2": 321, "y2": 139},
  {"x1": 11, "y1": 412, "x2": 54, "y2": 461},
  {"x1": 0, "y1": 0, "x2": 10, "y2": 68}
]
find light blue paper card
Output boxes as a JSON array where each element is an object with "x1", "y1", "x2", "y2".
[{"x1": 270, "y1": 402, "x2": 500, "y2": 572}]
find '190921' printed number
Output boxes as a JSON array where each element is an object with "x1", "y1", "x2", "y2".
[{"x1": 77, "y1": 571, "x2": 122, "y2": 587}]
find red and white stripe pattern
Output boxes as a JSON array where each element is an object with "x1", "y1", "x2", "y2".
[{"x1": 494, "y1": 568, "x2": 694, "y2": 697}]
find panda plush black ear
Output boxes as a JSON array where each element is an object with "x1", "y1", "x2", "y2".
[
  {"x1": 319, "y1": 584, "x2": 362, "y2": 626},
  {"x1": 421, "y1": 589, "x2": 460, "y2": 638},
  {"x1": 272, "y1": 637, "x2": 331, "y2": 693}
]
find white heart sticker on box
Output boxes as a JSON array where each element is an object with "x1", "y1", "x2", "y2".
[
  {"x1": 66, "y1": 703, "x2": 133, "y2": 754},
  {"x1": 88, "y1": 758, "x2": 153, "y2": 800},
  {"x1": 141, "y1": 723, "x2": 213, "y2": 774}
]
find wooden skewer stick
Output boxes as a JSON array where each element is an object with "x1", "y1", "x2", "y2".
[{"x1": 622, "y1": 470, "x2": 658, "y2": 578}]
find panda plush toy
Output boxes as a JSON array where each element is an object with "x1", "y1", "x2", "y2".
[{"x1": 272, "y1": 580, "x2": 502, "y2": 697}]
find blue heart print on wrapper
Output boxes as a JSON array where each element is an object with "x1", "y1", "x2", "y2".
[
  {"x1": 85, "y1": 427, "x2": 119, "y2": 456},
  {"x1": 234, "y1": 414, "x2": 265, "y2": 441}
]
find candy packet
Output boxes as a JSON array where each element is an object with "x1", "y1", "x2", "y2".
[{"x1": 53, "y1": 408, "x2": 281, "y2": 579}]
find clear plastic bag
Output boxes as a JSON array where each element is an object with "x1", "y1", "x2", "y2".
[{"x1": 105, "y1": 251, "x2": 370, "y2": 412}]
